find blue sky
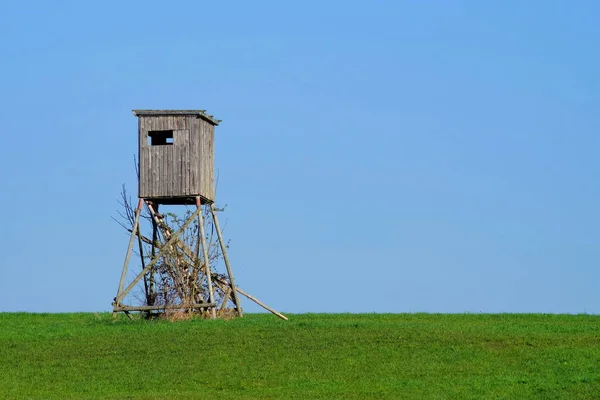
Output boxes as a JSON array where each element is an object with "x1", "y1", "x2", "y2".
[{"x1": 0, "y1": 1, "x2": 598, "y2": 314}]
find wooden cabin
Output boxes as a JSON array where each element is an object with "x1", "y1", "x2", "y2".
[{"x1": 132, "y1": 109, "x2": 221, "y2": 204}]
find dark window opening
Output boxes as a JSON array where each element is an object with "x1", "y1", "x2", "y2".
[{"x1": 148, "y1": 130, "x2": 174, "y2": 146}]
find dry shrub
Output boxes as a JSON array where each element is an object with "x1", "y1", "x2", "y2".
[
  {"x1": 161, "y1": 309, "x2": 194, "y2": 322},
  {"x1": 216, "y1": 308, "x2": 237, "y2": 321}
]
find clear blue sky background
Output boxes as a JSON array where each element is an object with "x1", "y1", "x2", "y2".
[{"x1": 0, "y1": 1, "x2": 598, "y2": 314}]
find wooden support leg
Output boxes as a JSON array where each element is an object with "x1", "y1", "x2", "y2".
[
  {"x1": 114, "y1": 199, "x2": 143, "y2": 308},
  {"x1": 149, "y1": 205, "x2": 158, "y2": 305},
  {"x1": 197, "y1": 197, "x2": 216, "y2": 319},
  {"x1": 210, "y1": 204, "x2": 243, "y2": 317}
]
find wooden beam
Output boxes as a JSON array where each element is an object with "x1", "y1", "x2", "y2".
[
  {"x1": 150, "y1": 203, "x2": 158, "y2": 305},
  {"x1": 210, "y1": 204, "x2": 243, "y2": 317},
  {"x1": 114, "y1": 303, "x2": 215, "y2": 312},
  {"x1": 197, "y1": 197, "x2": 216, "y2": 319},
  {"x1": 234, "y1": 286, "x2": 288, "y2": 321}
]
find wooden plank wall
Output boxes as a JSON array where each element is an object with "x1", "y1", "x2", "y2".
[{"x1": 138, "y1": 115, "x2": 215, "y2": 201}]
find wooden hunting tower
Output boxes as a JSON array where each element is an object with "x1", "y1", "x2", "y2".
[
  {"x1": 135, "y1": 110, "x2": 219, "y2": 204},
  {"x1": 112, "y1": 109, "x2": 287, "y2": 321}
]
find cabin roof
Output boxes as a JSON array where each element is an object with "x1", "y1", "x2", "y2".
[{"x1": 132, "y1": 109, "x2": 221, "y2": 126}]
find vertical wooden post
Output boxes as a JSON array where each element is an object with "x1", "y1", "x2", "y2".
[
  {"x1": 197, "y1": 197, "x2": 216, "y2": 319},
  {"x1": 191, "y1": 204, "x2": 202, "y2": 307},
  {"x1": 136, "y1": 224, "x2": 148, "y2": 304},
  {"x1": 150, "y1": 204, "x2": 158, "y2": 305},
  {"x1": 210, "y1": 204, "x2": 243, "y2": 317},
  {"x1": 116, "y1": 199, "x2": 143, "y2": 305}
]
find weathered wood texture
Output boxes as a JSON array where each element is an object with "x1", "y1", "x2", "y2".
[
  {"x1": 115, "y1": 205, "x2": 204, "y2": 304},
  {"x1": 136, "y1": 111, "x2": 217, "y2": 203},
  {"x1": 116, "y1": 199, "x2": 143, "y2": 300},
  {"x1": 210, "y1": 204, "x2": 243, "y2": 317},
  {"x1": 197, "y1": 197, "x2": 216, "y2": 319},
  {"x1": 114, "y1": 303, "x2": 215, "y2": 312}
]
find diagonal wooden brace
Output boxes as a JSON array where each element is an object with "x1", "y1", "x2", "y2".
[
  {"x1": 116, "y1": 199, "x2": 143, "y2": 301},
  {"x1": 115, "y1": 205, "x2": 203, "y2": 305}
]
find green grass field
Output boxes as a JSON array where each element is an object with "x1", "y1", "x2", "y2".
[{"x1": 0, "y1": 312, "x2": 598, "y2": 399}]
